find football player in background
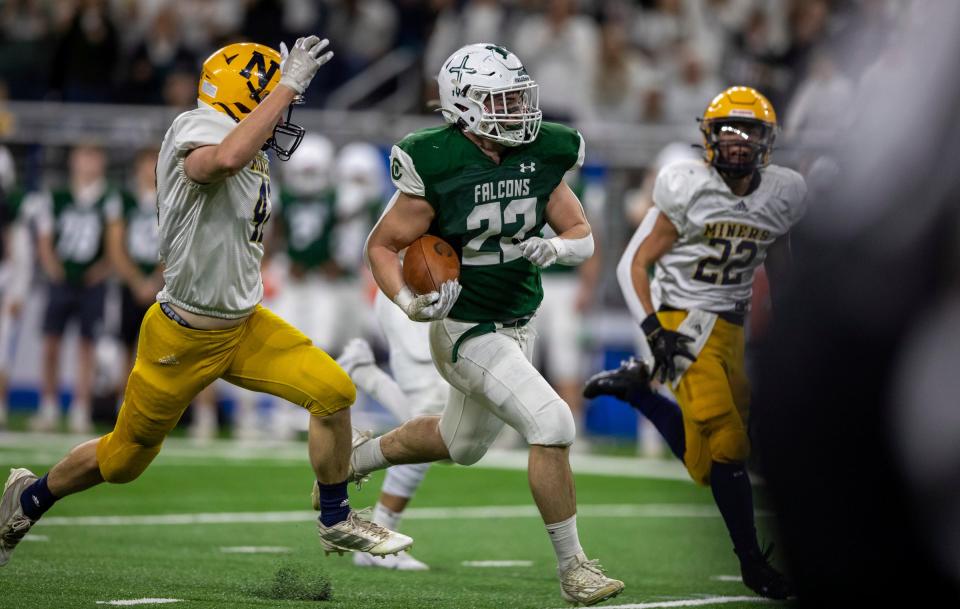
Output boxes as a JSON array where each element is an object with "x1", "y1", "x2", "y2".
[
  {"x1": 105, "y1": 148, "x2": 162, "y2": 403},
  {"x1": 356, "y1": 44, "x2": 624, "y2": 605},
  {"x1": 0, "y1": 147, "x2": 32, "y2": 429},
  {"x1": 0, "y1": 37, "x2": 411, "y2": 566},
  {"x1": 585, "y1": 86, "x2": 806, "y2": 599},
  {"x1": 30, "y1": 143, "x2": 115, "y2": 434}
]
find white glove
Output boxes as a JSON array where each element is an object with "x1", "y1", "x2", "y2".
[
  {"x1": 278, "y1": 36, "x2": 334, "y2": 95},
  {"x1": 517, "y1": 236, "x2": 559, "y2": 268},
  {"x1": 393, "y1": 280, "x2": 461, "y2": 322}
]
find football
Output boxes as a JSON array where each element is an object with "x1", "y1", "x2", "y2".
[{"x1": 402, "y1": 235, "x2": 460, "y2": 295}]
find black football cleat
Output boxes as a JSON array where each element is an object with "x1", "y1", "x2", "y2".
[
  {"x1": 583, "y1": 357, "x2": 653, "y2": 401},
  {"x1": 737, "y1": 545, "x2": 795, "y2": 600}
]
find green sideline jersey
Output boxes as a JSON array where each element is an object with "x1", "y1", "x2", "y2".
[
  {"x1": 390, "y1": 122, "x2": 585, "y2": 322},
  {"x1": 276, "y1": 189, "x2": 337, "y2": 270},
  {"x1": 42, "y1": 187, "x2": 115, "y2": 285},
  {"x1": 114, "y1": 191, "x2": 160, "y2": 276}
]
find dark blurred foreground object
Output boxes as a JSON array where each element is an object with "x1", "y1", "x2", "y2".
[{"x1": 752, "y1": 2, "x2": 960, "y2": 606}]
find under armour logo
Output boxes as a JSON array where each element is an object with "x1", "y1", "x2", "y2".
[
  {"x1": 31, "y1": 495, "x2": 40, "y2": 507},
  {"x1": 339, "y1": 499, "x2": 350, "y2": 507},
  {"x1": 734, "y1": 200, "x2": 748, "y2": 212},
  {"x1": 519, "y1": 162, "x2": 536, "y2": 173}
]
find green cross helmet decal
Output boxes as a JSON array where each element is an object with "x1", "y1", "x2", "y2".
[{"x1": 448, "y1": 56, "x2": 477, "y2": 83}]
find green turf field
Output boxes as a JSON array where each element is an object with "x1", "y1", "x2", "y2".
[{"x1": 0, "y1": 433, "x2": 792, "y2": 609}]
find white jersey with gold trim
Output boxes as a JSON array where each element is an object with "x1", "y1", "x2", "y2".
[
  {"x1": 650, "y1": 160, "x2": 807, "y2": 313},
  {"x1": 156, "y1": 105, "x2": 272, "y2": 319}
]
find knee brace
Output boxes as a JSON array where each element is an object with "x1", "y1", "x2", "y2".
[
  {"x1": 381, "y1": 462, "x2": 431, "y2": 499},
  {"x1": 96, "y1": 432, "x2": 162, "y2": 484},
  {"x1": 524, "y1": 399, "x2": 577, "y2": 447}
]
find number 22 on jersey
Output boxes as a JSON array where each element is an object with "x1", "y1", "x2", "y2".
[{"x1": 463, "y1": 197, "x2": 537, "y2": 266}]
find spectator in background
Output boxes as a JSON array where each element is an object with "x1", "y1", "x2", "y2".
[
  {"x1": 30, "y1": 144, "x2": 115, "y2": 433},
  {"x1": 630, "y1": 0, "x2": 686, "y2": 60},
  {"x1": 325, "y1": 0, "x2": 399, "y2": 73},
  {"x1": 0, "y1": 0, "x2": 53, "y2": 100},
  {"x1": 49, "y1": 0, "x2": 119, "y2": 102},
  {"x1": 163, "y1": 67, "x2": 200, "y2": 110},
  {"x1": 105, "y1": 148, "x2": 161, "y2": 405},
  {"x1": 783, "y1": 45, "x2": 854, "y2": 139},
  {"x1": 512, "y1": 0, "x2": 598, "y2": 121},
  {"x1": 120, "y1": 6, "x2": 197, "y2": 105},
  {"x1": 592, "y1": 18, "x2": 659, "y2": 123},
  {"x1": 657, "y1": 45, "x2": 721, "y2": 125},
  {"x1": 423, "y1": 0, "x2": 507, "y2": 102}
]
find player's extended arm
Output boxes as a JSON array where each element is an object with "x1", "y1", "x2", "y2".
[
  {"x1": 365, "y1": 191, "x2": 460, "y2": 321},
  {"x1": 617, "y1": 208, "x2": 677, "y2": 321},
  {"x1": 518, "y1": 181, "x2": 594, "y2": 268},
  {"x1": 617, "y1": 208, "x2": 696, "y2": 382},
  {"x1": 184, "y1": 37, "x2": 333, "y2": 184}
]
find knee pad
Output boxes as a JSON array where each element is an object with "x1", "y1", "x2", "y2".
[
  {"x1": 381, "y1": 462, "x2": 431, "y2": 499},
  {"x1": 524, "y1": 399, "x2": 576, "y2": 447},
  {"x1": 96, "y1": 432, "x2": 162, "y2": 484}
]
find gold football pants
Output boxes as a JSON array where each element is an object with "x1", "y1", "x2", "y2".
[
  {"x1": 658, "y1": 310, "x2": 750, "y2": 486},
  {"x1": 96, "y1": 303, "x2": 355, "y2": 483}
]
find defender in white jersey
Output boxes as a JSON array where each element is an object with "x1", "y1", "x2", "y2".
[
  {"x1": 0, "y1": 37, "x2": 412, "y2": 568},
  {"x1": 586, "y1": 87, "x2": 806, "y2": 600}
]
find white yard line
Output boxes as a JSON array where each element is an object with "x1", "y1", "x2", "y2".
[
  {"x1": 95, "y1": 600, "x2": 181, "y2": 606},
  {"x1": 0, "y1": 432, "x2": 691, "y2": 480},
  {"x1": 549, "y1": 595, "x2": 774, "y2": 609},
  {"x1": 35, "y1": 503, "x2": 770, "y2": 527},
  {"x1": 710, "y1": 576, "x2": 743, "y2": 582},
  {"x1": 461, "y1": 560, "x2": 534, "y2": 567},
  {"x1": 219, "y1": 546, "x2": 291, "y2": 554}
]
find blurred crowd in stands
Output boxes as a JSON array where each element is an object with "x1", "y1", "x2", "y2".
[{"x1": 0, "y1": 0, "x2": 897, "y2": 122}]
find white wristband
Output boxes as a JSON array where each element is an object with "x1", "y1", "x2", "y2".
[
  {"x1": 548, "y1": 234, "x2": 594, "y2": 265},
  {"x1": 393, "y1": 285, "x2": 416, "y2": 312}
]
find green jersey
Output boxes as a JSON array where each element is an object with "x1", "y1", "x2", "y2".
[
  {"x1": 390, "y1": 122, "x2": 584, "y2": 322},
  {"x1": 40, "y1": 186, "x2": 116, "y2": 285},
  {"x1": 113, "y1": 190, "x2": 160, "y2": 276},
  {"x1": 277, "y1": 189, "x2": 337, "y2": 270}
]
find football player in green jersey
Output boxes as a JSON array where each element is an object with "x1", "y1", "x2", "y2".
[
  {"x1": 32, "y1": 144, "x2": 116, "y2": 434},
  {"x1": 353, "y1": 44, "x2": 624, "y2": 605}
]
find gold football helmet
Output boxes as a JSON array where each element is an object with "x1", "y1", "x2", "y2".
[
  {"x1": 699, "y1": 86, "x2": 777, "y2": 177},
  {"x1": 197, "y1": 42, "x2": 304, "y2": 160}
]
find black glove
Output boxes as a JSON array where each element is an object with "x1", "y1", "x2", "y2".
[{"x1": 641, "y1": 312, "x2": 697, "y2": 383}]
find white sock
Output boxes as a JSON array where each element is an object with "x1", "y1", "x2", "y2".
[
  {"x1": 372, "y1": 501, "x2": 402, "y2": 531},
  {"x1": 546, "y1": 514, "x2": 584, "y2": 571},
  {"x1": 350, "y1": 365, "x2": 412, "y2": 421},
  {"x1": 381, "y1": 463, "x2": 430, "y2": 498},
  {"x1": 352, "y1": 435, "x2": 391, "y2": 476}
]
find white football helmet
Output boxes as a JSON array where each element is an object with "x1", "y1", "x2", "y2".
[
  {"x1": 438, "y1": 43, "x2": 541, "y2": 147},
  {"x1": 283, "y1": 134, "x2": 335, "y2": 196}
]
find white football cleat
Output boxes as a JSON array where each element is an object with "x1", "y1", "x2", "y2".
[
  {"x1": 558, "y1": 552, "x2": 625, "y2": 606},
  {"x1": 1, "y1": 468, "x2": 39, "y2": 567},
  {"x1": 336, "y1": 338, "x2": 376, "y2": 376},
  {"x1": 353, "y1": 549, "x2": 429, "y2": 571},
  {"x1": 67, "y1": 405, "x2": 93, "y2": 435},
  {"x1": 28, "y1": 408, "x2": 59, "y2": 433},
  {"x1": 316, "y1": 508, "x2": 413, "y2": 557}
]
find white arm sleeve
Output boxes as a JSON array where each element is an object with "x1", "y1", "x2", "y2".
[
  {"x1": 548, "y1": 233, "x2": 594, "y2": 265},
  {"x1": 617, "y1": 207, "x2": 660, "y2": 325}
]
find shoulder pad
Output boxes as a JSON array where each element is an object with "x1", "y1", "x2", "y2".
[
  {"x1": 172, "y1": 108, "x2": 233, "y2": 154},
  {"x1": 764, "y1": 165, "x2": 808, "y2": 226},
  {"x1": 653, "y1": 160, "x2": 712, "y2": 231},
  {"x1": 532, "y1": 122, "x2": 585, "y2": 171}
]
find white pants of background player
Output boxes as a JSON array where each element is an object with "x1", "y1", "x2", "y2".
[
  {"x1": 360, "y1": 291, "x2": 447, "y2": 504},
  {"x1": 270, "y1": 273, "x2": 365, "y2": 434}
]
